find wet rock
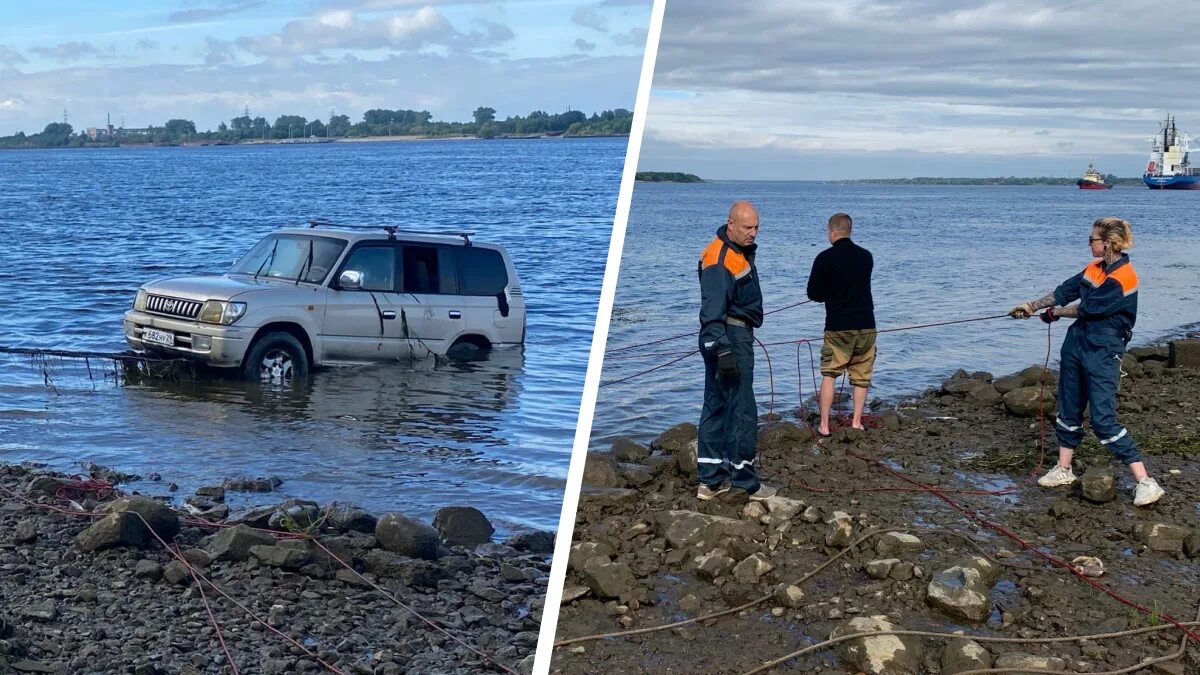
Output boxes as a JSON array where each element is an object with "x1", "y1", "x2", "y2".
[
  {"x1": 1019, "y1": 366, "x2": 1058, "y2": 387},
  {"x1": 876, "y1": 532, "x2": 924, "y2": 557},
  {"x1": 360, "y1": 551, "x2": 442, "y2": 587},
  {"x1": 560, "y1": 586, "x2": 590, "y2": 604},
  {"x1": 879, "y1": 410, "x2": 903, "y2": 429},
  {"x1": 133, "y1": 560, "x2": 162, "y2": 580},
  {"x1": 222, "y1": 475, "x2": 282, "y2": 492},
  {"x1": 678, "y1": 594, "x2": 701, "y2": 613},
  {"x1": 652, "y1": 423, "x2": 697, "y2": 455},
  {"x1": 1168, "y1": 339, "x2": 1200, "y2": 368},
  {"x1": 325, "y1": 504, "x2": 377, "y2": 534},
  {"x1": 992, "y1": 374, "x2": 1025, "y2": 395},
  {"x1": 1080, "y1": 467, "x2": 1116, "y2": 503},
  {"x1": 505, "y1": 530, "x2": 555, "y2": 554},
  {"x1": 865, "y1": 558, "x2": 899, "y2": 580},
  {"x1": 619, "y1": 462, "x2": 655, "y2": 487},
  {"x1": 825, "y1": 512, "x2": 854, "y2": 547},
  {"x1": 433, "y1": 506, "x2": 495, "y2": 547},
  {"x1": 676, "y1": 440, "x2": 698, "y2": 477},
  {"x1": 250, "y1": 543, "x2": 312, "y2": 570},
  {"x1": 927, "y1": 566, "x2": 992, "y2": 621},
  {"x1": 654, "y1": 510, "x2": 758, "y2": 549},
  {"x1": 80, "y1": 462, "x2": 139, "y2": 483},
  {"x1": 1184, "y1": 531, "x2": 1200, "y2": 558},
  {"x1": 758, "y1": 422, "x2": 808, "y2": 452},
  {"x1": 1134, "y1": 522, "x2": 1190, "y2": 553},
  {"x1": 579, "y1": 486, "x2": 640, "y2": 506},
  {"x1": 25, "y1": 476, "x2": 68, "y2": 498},
  {"x1": 967, "y1": 384, "x2": 1002, "y2": 404},
  {"x1": 205, "y1": 524, "x2": 278, "y2": 562},
  {"x1": 13, "y1": 519, "x2": 36, "y2": 544},
  {"x1": 569, "y1": 542, "x2": 613, "y2": 572},
  {"x1": 267, "y1": 499, "x2": 321, "y2": 531},
  {"x1": 695, "y1": 550, "x2": 736, "y2": 581},
  {"x1": 942, "y1": 377, "x2": 987, "y2": 396},
  {"x1": 993, "y1": 653, "x2": 1066, "y2": 671},
  {"x1": 830, "y1": 615, "x2": 923, "y2": 674},
  {"x1": 375, "y1": 513, "x2": 440, "y2": 560},
  {"x1": 731, "y1": 553, "x2": 774, "y2": 583},
  {"x1": 77, "y1": 513, "x2": 151, "y2": 552},
  {"x1": 194, "y1": 486, "x2": 225, "y2": 502},
  {"x1": 1003, "y1": 386, "x2": 1056, "y2": 417},
  {"x1": 1128, "y1": 345, "x2": 1168, "y2": 362},
  {"x1": 942, "y1": 638, "x2": 991, "y2": 674},
  {"x1": 580, "y1": 558, "x2": 636, "y2": 599},
  {"x1": 582, "y1": 453, "x2": 624, "y2": 488},
  {"x1": 611, "y1": 437, "x2": 650, "y2": 463}
]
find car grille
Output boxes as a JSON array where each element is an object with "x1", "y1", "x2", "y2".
[{"x1": 146, "y1": 294, "x2": 202, "y2": 319}]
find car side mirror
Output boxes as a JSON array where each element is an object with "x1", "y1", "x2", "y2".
[{"x1": 338, "y1": 270, "x2": 363, "y2": 290}]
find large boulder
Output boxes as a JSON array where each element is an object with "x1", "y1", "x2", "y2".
[
  {"x1": 942, "y1": 638, "x2": 992, "y2": 674},
  {"x1": 927, "y1": 566, "x2": 992, "y2": 621},
  {"x1": 1003, "y1": 386, "x2": 1056, "y2": 417},
  {"x1": 580, "y1": 558, "x2": 637, "y2": 599},
  {"x1": 325, "y1": 503, "x2": 378, "y2": 534},
  {"x1": 1080, "y1": 467, "x2": 1116, "y2": 503},
  {"x1": 266, "y1": 499, "x2": 322, "y2": 531},
  {"x1": 376, "y1": 513, "x2": 439, "y2": 560},
  {"x1": 758, "y1": 422, "x2": 808, "y2": 452},
  {"x1": 653, "y1": 510, "x2": 758, "y2": 549},
  {"x1": 611, "y1": 437, "x2": 650, "y2": 463},
  {"x1": 205, "y1": 524, "x2": 278, "y2": 561},
  {"x1": 652, "y1": 423, "x2": 697, "y2": 455},
  {"x1": 992, "y1": 375, "x2": 1025, "y2": 395},
  {"x1": 250, "y1": 542, "x2": 312, "y2": 570},
  {"x1": 1128, "y1": 345, "x2": 1168, "y2": 362},
  {"x1": 432, "y1": 506, "x2": 494, "y2": 547},
  {"x1": 582, "y1": 453, "x2": 624, "y2": 488},
  {"x1": 505, "y1": 530, "x2": 555, "y2": 554},
  {"x1": 967, "y1": 384, "x2": 1002, "y2": 404},
  {"x1": 830, "y1": 615, "x2": 923, "y2": 675},
  {"x1": 77, "y1": 497, "x2": 180, "y2": 551},
  {"x1": 1134, "y1": 522, "x2": 1191, "y2": 553},
  {"x1": 942, "y1": 377, "x2": 987, "y2": 396},
  {"x1": 361, "y1": 550, "x2": 443, "y2": 587},
  {"x1": 1019, "y1": 366, "x2": 1057, "y2": 388},
  {"x1": 1169, "y1": 339, "x2": 1200, "y2": 368}
]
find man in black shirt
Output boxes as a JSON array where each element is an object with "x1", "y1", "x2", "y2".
[{"x1": 805, "y1": 213, "x2": 876, "y2": 436}]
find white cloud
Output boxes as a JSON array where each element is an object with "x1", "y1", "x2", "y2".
[{"x1": 0, "y1": 45, "x2": 26, "y2": 66}]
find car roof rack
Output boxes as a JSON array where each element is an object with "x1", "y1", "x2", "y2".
[{"x1": 307, "y1": 219, "x2": 474, "y2": 246}]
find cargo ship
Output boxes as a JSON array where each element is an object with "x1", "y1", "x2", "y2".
[
  {"x1": 1077, "y1": 162, "x2": 1113, "y2": 189},
  {"x1": 1144, "y1": 116, "x2": 1200, "y2": 189}
]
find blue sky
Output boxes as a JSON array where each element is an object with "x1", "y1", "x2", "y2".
[
  {"x1": 638, "y1": 1, "x2": 1200, "y2": 180},
  {"x1": 0, "y1": 0, "x2": 651, "y2": 134}
]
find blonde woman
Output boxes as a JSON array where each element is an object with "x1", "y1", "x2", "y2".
[{"x1": 1010, "y1": 217, "x2": 1165, "y2": 506}]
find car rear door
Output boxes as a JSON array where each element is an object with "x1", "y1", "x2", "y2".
[{"x1": 321, "y1": 242, "x2": 405, "y2": 362}]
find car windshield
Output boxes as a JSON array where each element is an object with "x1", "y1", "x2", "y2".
[{"x1": 229, "y1": 234, "x2": 347, "y2": 284}]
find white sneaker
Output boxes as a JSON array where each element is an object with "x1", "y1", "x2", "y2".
[
  {"x1": 1133, "y1": 477, "x2": 1165, "y2": 507},
  {"x1": 697, "y1": 482, "x2": 731, "y2": 501},
  {"x1": 1037, "y1": 464, "x2": 1077, "y2": 487}
]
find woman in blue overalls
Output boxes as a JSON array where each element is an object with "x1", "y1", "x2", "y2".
[{"x1": 1010, "y1": 217, "x2": 1164, "y2": 506}]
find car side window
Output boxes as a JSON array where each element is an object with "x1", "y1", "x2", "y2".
[
  {"x1": 459, "y1": 248, "x2": 508, "y2": 296},
  {"x1": 402, "y1": 245, "x2": 443, "y2": 294},
  {"x1": 341, "y1": 245, "x2": 395, "y2": 292}
]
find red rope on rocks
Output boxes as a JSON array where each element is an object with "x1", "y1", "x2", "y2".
[
  {"x1": 55, "y1": 476, "x2": 119, "y2": 501},
  {"x1": 174, "y1": 542, "x2": 241, "y2": 675}
]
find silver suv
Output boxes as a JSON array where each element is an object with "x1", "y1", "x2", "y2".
[{"x1": 124, "y1": 222, "x2": 526, "y2": 382}]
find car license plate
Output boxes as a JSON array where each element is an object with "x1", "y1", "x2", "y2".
[{"x1": 142, "y1": 327, "x2": 175, "y2": 347}]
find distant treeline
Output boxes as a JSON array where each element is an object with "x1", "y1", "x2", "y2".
[
  {"x1": 636, "y1": 171, "x2": 703, "y2": 183},
  {"x1": 847, "y1": 176, "x2": 1144, "y2": 186},
  {"x1": 0, "y1": 106, "x2": 634, "y2": 149}
]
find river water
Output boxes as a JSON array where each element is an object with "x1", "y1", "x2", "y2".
[
  {"x1": 593, "y1": 181, "x2": 1200, "y2": 444},
  {"x1": 0, "y1": 138, "x2": 625, "y2": 534}
]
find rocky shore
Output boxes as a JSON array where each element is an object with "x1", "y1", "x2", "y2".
[
  {"x1": 0, "y1": 465, "x2": 554, "y2": 674},
  {"x1": 553, "y1": 340, "x2": 1200, "y2": 674}
]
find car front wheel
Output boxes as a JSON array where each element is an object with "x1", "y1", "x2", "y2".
[{"x1": 243, "y1": 332, "x2": 309, "y2": 383}]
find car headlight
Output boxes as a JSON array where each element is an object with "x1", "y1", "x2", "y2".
[
  {"x1": 134, "y1": 289, "x2": 147, "y2": 311},
  {"x1": 199, "y1": 300, "x2": 247, "y2": 325}
]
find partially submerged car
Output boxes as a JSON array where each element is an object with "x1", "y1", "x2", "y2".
[{"x1": 124, "y1": 221, "x2": 526, "y2": 382}]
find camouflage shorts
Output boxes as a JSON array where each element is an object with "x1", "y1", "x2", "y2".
[{"x1": 820, "y1": 329, "x2": 877, "y2": 388}]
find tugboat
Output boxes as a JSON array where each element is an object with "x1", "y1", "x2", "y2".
[
  {"x1": 1144, "y1": 115, "x2": 1200, "y2": 189},
  {"x1": 1077, "y1": 162, "x2": 1113, "y2": 189}
]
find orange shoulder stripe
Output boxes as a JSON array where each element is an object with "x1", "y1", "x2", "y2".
[
  {"x1": 1082, "y1": 260, "x2": 1105, "y2": 288},
  {"x1": 723, "y1": 249, "x2": 750, "y2": 279},
  {"x1": 700, "y1": 238, "x2": 724, "y2": 268},
  {"x1": 1109, "y1": 264, "x2": 1139, "y2": 296}
]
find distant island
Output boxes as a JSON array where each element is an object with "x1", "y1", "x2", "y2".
[
  {"x1": 0, "y1": 106, "x2": 633, "y2": 150},
  {"x1": 845, "y1": 176, "x2": 1143, "y2": 187},
  {"x1": 636, "y1": 171, "x2": 704, "y2": 183}
]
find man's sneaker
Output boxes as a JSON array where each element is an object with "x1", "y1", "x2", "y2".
[
  {"x1": 697, "y1": 482, "x2": 731, "y2": 501},
  {"x1": 748, "y1": 484, "x2": 778, "y2": 501},
  {"x1": 1037, "y1": 464, "x2": 1077, "y2": 487},
  {"x1": 1133, "y1": 477, "x2": 1165, "y2": 507}
]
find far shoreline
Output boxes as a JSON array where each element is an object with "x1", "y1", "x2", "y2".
[{"x1": 0, "y1": 132, "x2": 631, "y2": 152}]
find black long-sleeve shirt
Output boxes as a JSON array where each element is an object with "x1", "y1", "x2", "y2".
[{"x1": 806, "y1": 238, "x2": 875, "y2": 331}]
